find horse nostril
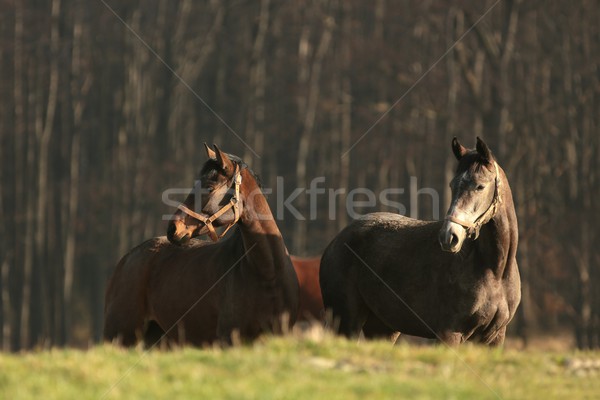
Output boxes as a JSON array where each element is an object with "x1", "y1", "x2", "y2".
[{"x1": 450, "y1": 233, "x2": 459, "y2": 247}]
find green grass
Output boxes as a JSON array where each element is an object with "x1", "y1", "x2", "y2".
[{"x1": 0, "y1": 330, "x2": 598, "y2": 400}]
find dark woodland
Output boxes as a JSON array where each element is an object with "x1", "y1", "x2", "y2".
[{"x1": 0, "y1": 0, "x2": 598, "y2": 350}]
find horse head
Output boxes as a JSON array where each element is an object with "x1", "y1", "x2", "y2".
[
  {"x1": 439, "y1": 137, "x2": 502, "y2": 253},
  {"x1": 167, "y1": 144, "x2": 245, "y2": 245}
]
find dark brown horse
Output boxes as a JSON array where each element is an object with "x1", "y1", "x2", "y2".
[
  {"x1": 103, "y1": 145, "x2": 299, "y2": 346},
  {"x1": 290, "y1": 256, "x2": 323, "y2": 321},
  {"x1": 319, "y1": 137, "x2": 520, "y2": 346}
]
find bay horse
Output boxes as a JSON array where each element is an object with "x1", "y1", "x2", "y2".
[
  {"x1": 103, "y1": 145, "x2": 299, "y2": 346},
  {"x1": 290, "y1": 256, "x2": 323, "y2": 321},
  {"x1": 319, "y1": 137, "x2": 520, "y2": 346}
]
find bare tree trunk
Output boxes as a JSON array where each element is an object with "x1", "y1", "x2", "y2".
[
  {"x1": 244, "y1": 0, "x2": 270, "y2": 168},
  {"x1": 63, "y1": 6, "x2": 91, "y2": 345},
  {"x1": 0, "y1": 94, "x2": 10, "y2": 349},
  {"x1": 496, "y1": 0, "x2": 519, "y2": 159},
  {"x1": 16, "y1": 0, "x2": 34, "y2": 348},
  {"x1": 1, "y1": 256, "x2": 10, "y2": 351},
  {"x1": 465, "y1": 0, "x2": 520, "y2": 156},
  {"x1": 167, "y1": 0, "x2": 192, "y2": 153},
  {"x1": 559, "y1": 26, "x2": 594, "y2": 348},
  {"x1": 294, "y1": 7, "x2": 334, "y2": 254},
  {"x1": 576, "y1": 63, "x2": 594, "y2": 348},
  {"x1": 116, "y1": 8, "x2": 141, "y2": 258},
  {"x1": 338, "y1": 0, "x2": 351, "y2": 231},
  {"x1": 580, "y1": 5, "x2": 597, "y2": 349},
  {"x1": 454, "y1": 16, "x2": 486, "y2": 137},
  {"x1": 33, "y1": 0, "x2": 61, "y2": 345},
  {"x1": 575, "y1": 221, "x2": 592, "y2": 348},
  {"x1": 213, "y1": 25, "x2": 229, "y2": 148},
  {"x1": 0, "y1": 77, "x2": 8, "y2": 347},
  {"x1": 168, "y1": 0, "x2": 223, "y2": 181},
  {"x1": 21, "y1": 60, "x2": 37, "y2": 346},
  {"x1": 514, "y1": 174, "x2": 533, "y2": 346},
  {"x1": 129, "y1": 2, "x2": 169, "y2": 248},
  {"x1": 444, "y1": 8, "x2": 460, "y2": 212}
]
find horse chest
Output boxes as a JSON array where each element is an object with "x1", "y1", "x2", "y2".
[{"x1": 443, "y1": 272, "x2": 509, "y2": 335}]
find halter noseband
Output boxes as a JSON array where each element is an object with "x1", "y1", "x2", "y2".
[
  {"x1": 177, "y1": 165, "x2": 242, "y2": 242},
  {"x1": 444, "y1": 162, "x2": 502, "y2": 239}
]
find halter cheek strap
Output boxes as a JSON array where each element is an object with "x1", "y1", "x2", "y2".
[
  {"x1": 444, "y1": 162, "x2": 502, "y2": 239},
  {"x1": 177, "y1": 166, "x2": 243, "y2": 242}
]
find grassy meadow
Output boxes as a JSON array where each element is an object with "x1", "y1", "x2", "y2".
[{"x1": 0, "y1": 328, "x2": 598, "y2": 399}]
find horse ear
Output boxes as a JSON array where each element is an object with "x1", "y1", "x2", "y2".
[
  {"x1": 213, "y1": 144, "x2": 234, "y2": 174},
  {"x1": 452, "y1": 137, "x2": 468, "y2": 160},
  {"x1": 204, "y1": 142, "x2": 217, "y2": 159},
  {"x1": 476, "y1": 137, "x2": 493, "y2": 163}
]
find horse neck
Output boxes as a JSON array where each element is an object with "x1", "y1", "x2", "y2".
[
  {"x1": 236, "y1": 171, "x2": 289, "y2": 280},
  {"x1": 478, "y1": 170, "x2": 519, "y2": 278}
]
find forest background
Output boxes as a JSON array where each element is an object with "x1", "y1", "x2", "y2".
[{"x1": 0, "y1": 0, "x2": 598, "y2": 350}]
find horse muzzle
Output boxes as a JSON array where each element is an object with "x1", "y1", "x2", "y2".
[
  {"x1": 167, "y1": 219, "x2": 201, "y2": 245},
  {"x1": 439, "y1": 220, "x2": 467, "y2": 253}
]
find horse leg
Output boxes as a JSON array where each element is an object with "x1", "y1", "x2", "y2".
[
  {"x1": 487, "y1": 326, "x2": 507, "y2": 347},
  {"x1": 338, "y1": 309, "x2": 368, "y2": 338},
  {"x1": 216, "y1": 311, "x2": 245, "y2": 346},
  {"x1": 103, "y1": 307, "x2": 144, "y2": 347},
  {"x1": 438, "y1": 331, "x2": 463, "y2": 346},
  {"x1": 103, "y1": 249, "x2": 153, "y2": 347},
  {"x1": 216, "y1": 325, "x2": 245, "y2": 347},
  {"x1": 324, "y1": 286, "x2": 369, "y2": 339},
  {"x1": 143, "y1": 320, "x2": 168, "y2": 349},
  {"x1": 362, "y1": 313, "x2": 396, "y2": 341},
  {"x1": 103, "y1": 283, "x2": 147, "y2": 346}
]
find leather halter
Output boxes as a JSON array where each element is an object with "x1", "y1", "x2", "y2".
[
  {"x1": 177, "y1": 165, "x2": 242, "y2": 242},
  {"x1": 444, "y1": 162, "x2": 502, "y2": 239}
]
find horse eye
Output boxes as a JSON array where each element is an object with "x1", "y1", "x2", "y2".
[{"x1": 476, "y1": 185, "x2": 485, "y2": 191}]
